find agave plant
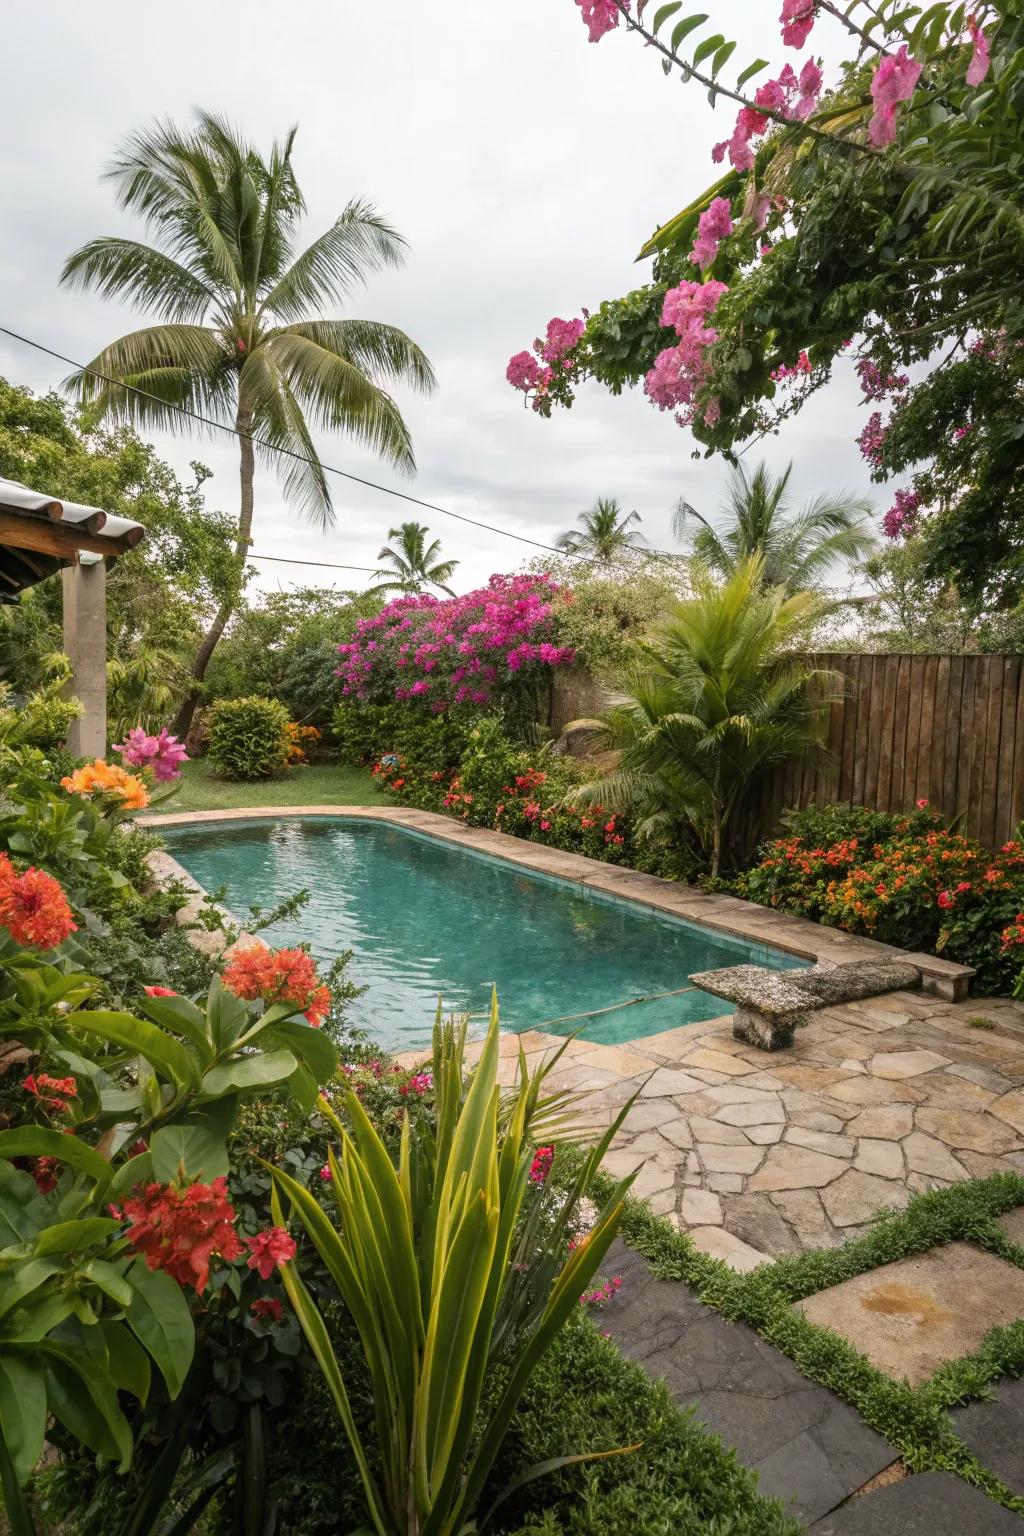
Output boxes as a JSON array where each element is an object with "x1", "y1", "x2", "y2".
[{"x1": 270, "y1": 998, "x2": 637, "y2": 1536}]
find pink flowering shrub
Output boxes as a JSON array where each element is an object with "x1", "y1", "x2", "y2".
[
  {"x1": 645, "y1": 278, "x2": 728, "y2": 422},
  {"x1": 113, "y1": 726, "x2": 189, "y2": 782},
  {"x1": 868, "y1": 44, "x2": 923, "y2": 147},
  {"x1": 507, "y1": 316, "x2": 586, "y2": 409},
  {"x1": 882, "y1": 487, "x2": 922, "y2": 539},
  {"x1": 335, "y1": 573, "x2": 575, "y2": 714}
]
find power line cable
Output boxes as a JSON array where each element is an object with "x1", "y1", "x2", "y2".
[
  {"x1": 0, "y1": 324, "x2": 610, "y2": 562},
  {"x1": 248, "y1": 552, "x2": 379, "y2": 572}
]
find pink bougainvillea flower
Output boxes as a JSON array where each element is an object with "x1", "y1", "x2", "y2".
[
  {"x1": 244, "y1": 1226, "x2": 297, "y2": 1280},
  {"x1": 691, "y1": 197, "x2": 733, "y2": 270},
  {"x1": 574, "y1": 0, "x2": 628, "y2": 42},
  {"x1": 868, "y1": 45, "x2": 922, "y2": 147},
  {"x1": 540, "y1": 316, "x2": 585, "y2": 363},
  {"x1": 780, "y1": 0, "x2": 816, "y2": 48},
  {"x1": 506, "y1": 351, "x2": 546, "y2": 392},
  {"x1": 966, "y1": 15, "x2": 991, "y2": 85},
  {"x1": 114, "y1": 726, "x2": 189, "y2": 783}
]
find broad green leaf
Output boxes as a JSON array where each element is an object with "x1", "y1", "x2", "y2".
[
  {"x1": 710, "y1": 39, "x2": 736, "y2": 78},
  {"x1": 34, "y1": 1218, "x2": 121, "y2": 1257},
  {"x1": 72, "y1": 1010, "x2": 201, "y2": 1089},
  {"x1": 260, "y1": 1019, "x2": 338, "y2": 1083},
  {"x1": 100, "y1": 1318, "x2": 151, "y2": 1405},
  {"x1": 109, "y1": 1150, "x2": 153, "y2": 1200},
  {"x1": 0, "y1": 1356, "x2": 45, "y2": 1486},
  {"x1": 137, "y1": 994, "x2": 214, "y2": 1060},
  {"x1": 736, "y1": 56, "x2": 768, "y2": 89},
  {"x1": 651, "y1": 0, "x2": 682, "y2": 32},
  {"x1": 124, "y1": 1256, "x2": 194, "y2": 1398},
  {"x1": 151, "y1": 1096, "x2": 238, "y2": 1182},
  {"x1": 43, "y1": 1353, "x2": 132, "y2": 1468},
  {"x1": 0, "y1": 1259, "x2": 60, "y2": 1320},
  {"x1": 81, "y1": 1260, "x2": 134, "y2": 1309},
  {"x1": 0, "y1": 1128, "x2": 111, "y2": 1187},
  {"x1": 198, "y1": 1049, "x2": 297, "y2": 1099},
  {"x1": 692, "y1": 31, "x2": 726, "y2": 67},
  {"x1": 0, "y1": 1412, "x2": 37, "y2": 1535},
  {"x1": 670, "y1": 12, "x2": 707, "y2": 52},
  {"x1": 0, "y1": 1162, "x2": 50, "y2": 1248},
  {"x1": 205, "y1": 975, "x2": 249, "y2": 1053}
]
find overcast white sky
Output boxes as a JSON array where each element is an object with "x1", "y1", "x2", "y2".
[{"x1": 1, "y1": 0, "x2": 880, "y2": 595}]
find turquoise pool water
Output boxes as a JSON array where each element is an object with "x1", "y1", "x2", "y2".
[{"x1": 162, "y1": 818, "x2": 804, "y2": 1050}]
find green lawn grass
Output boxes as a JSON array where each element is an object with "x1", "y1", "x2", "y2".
[{"x1": 142, "y1": 756, "x2": 386, "y2": 814}]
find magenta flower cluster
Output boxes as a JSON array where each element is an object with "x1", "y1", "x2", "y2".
[
  {"x1": 868, "y1": 44, "x2": 923, "y2": 147},
  {"x1": 780, "y1": 0, "x2": 817, "y2": 49},
  {"x1": 770, "y1": 350, "x2": 812, "y2": 383},
  {"x1": 856, "y1": 358, "x2": 909, "y2": 402},
  {"x1": 113, "y1": 726, "x2": 189, "y2": 782},
  {"x1": 574, "y1": 0, "x2": 627, "y2": 42},
  {"x1": 883, "y1": 488, "x2": 922, "y2": 539},
  {"x1": 645, "y1": 277, "x2": 727, "y2": 422},
  {"x1": 712, "y1": 58, "x2": 822, "y2": 171},
  {"x1": 507, "y1": 315, "x2": 586, "y2": 409},
  {"x1": 858, "y1": 411, "x2": 888, "y2": 467},
  {"x1": 335, "y1": 574, "x2": 575, "y2": 712}
]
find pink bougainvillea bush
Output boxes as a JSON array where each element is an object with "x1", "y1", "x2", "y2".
[{"x1": 335, "y1": 573, "x2": 576, "y2": 714}]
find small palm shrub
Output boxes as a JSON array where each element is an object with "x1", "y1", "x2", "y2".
[{"x1": 208, "y1": 696, "x2": 291, "y2": 781}]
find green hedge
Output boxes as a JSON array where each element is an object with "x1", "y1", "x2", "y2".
[{"x1": 208, "y1": 694, "x2": 292, "y2": 780}]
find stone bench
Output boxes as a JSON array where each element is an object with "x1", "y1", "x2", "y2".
[{"x1": 689, "y1": 958, "x2": 923, "y2": 1051}]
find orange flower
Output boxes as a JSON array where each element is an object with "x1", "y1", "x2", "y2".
[
  {"x1": 221, "y1": 945, "x2": 331, "y2": 1027},
  {"x1": 61, "y1": 759, "x2": 149, "y2": 811},
  {"x1": 0, "y1": 854, "x2": 76, "y2": 950}
]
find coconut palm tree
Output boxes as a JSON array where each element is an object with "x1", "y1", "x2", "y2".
[
  {"x1": 60, "y1": 111, "x2": 436, "y2": 734},
  {"x1": 672, "y1": 462, "x2": 875, "y2": 593},
  {"x1": 371, "y1": 522, "x2": 459, "y2": 596},
  {"x1": 556, "y1": 497, "x2": 645, "y2": 562},
  {"x1": 567, "y1": 557, "x2": 843, "y2": 875}
]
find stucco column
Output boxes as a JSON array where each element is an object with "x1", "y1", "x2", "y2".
[{"x1": 62, "y1": 560, "x2": 107, "y2": 759}]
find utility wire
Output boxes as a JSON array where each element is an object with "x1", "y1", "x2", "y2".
[
  {"x1": 0, "y1": 324, "x2": 604, "y2": 562},
  {"x1": 248, "y1": 553, "x2": 379, "y2": 573}
]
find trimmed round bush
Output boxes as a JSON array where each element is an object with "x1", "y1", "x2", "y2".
[{"x1": 207, "y1": 695, "x2": 291, "y2": 780}]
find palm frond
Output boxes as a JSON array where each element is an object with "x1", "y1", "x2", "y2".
[
  {"x1": 273, "y1": 319, "x2": 435, "y2": 393},
  {"x1": 238, "y1": 348, "x2": 333, "y2": 527},
  {"x1": 59, "y1": 238, "x2": 214, "y2": 321},
  {"x1": 65, "y1": 325, "x2": 232, "y2": 431},
  {"x1": 260, "y1": 201, "x2": 408, "y2": 321}
]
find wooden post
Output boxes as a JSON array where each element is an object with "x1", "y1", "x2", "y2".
[{"x1": 63, "y1": 561, "x2": 107, "y2": 759}]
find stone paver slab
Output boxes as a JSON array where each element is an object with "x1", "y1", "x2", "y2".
[
  {"x1": 680, "y1": 1187, "x2": 723, "y2": 1226},
  {"x1": 696, "y1": 1143, "x2": 766, "y2": 1174},
  {"x1": 689, "y1": 1226, "x2": 770, "y2": 1272},
  {"x1": 785, "y1": 1126, "x2": 856, "y2": 1158},
  {"x1": 603, "y1": 1242, "x2": 895, "y2": 1524},
  {"x1": 868, "y1": 1049, "x2": 952, "y2": 1079},
  {"x1": 716, "y1": 1097, "x2": 787, "y2": 1127},
  {"x1": 854, "y1": 1139, "x2": 905, "y2": 1179},
  {"x1": 808, "y1": 1470, "x2": 1021, "y2": 1534},
  {"x1": 820, "y1": 1170, "x2": 909, "y2": 1227},
  {"x1": 996, "y1": 1206, "x2": 1024, "y2": 1246},
  {"x1": 749, "y1": 1144, "x2": 849, "y2": 1191},
  {"x1": 903, "y1": 1132, "x2": 967, "y2": 1182},
  {"x1": 989, "y1": 1089, "x2": 1024, "y2": 1137},
  {"x1": 915, "y1": 1108, "x2": 1020, "y2": 1155},
  {"x1": 845, "y1": 1106, "x2": 915, "y2": 1140},
  {"x1": 952, "y1": 1375, "x2": 1024, "y2": 1497},
  {"x1": 796, "y1": 1243, "x2": 1024, "y2": 1384}
]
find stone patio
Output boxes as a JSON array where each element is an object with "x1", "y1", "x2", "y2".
[{"x1": 488, "y1": 989, "x2": 1024, "y2": 1260}]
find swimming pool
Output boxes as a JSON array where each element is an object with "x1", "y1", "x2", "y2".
[{"x1": 161, "y1": 817, "x2": 804, "y2": 1050}]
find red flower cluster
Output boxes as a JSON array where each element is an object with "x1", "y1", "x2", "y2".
[
  {"x1": 221, "y1": 945, "x2": 331, "y2": 1027},
  {"x1": 144, "y1": 984, "x2": 179, "y2": 997},
  {"x1": 31, "y1": 1156, "x2": 61, "y2": 1193},
  {"x1": 0, "y1": 854, "x2": 76, "y2": 950},
  {"x1": 244, "y1": 1226, "x2": 296, "y2": 1279},
  {"x1": 116, "y1": 1177, "x2": 245, "y2": 1294},
  {"x1": 24, "y1": 1072, "x2": 77, "y2": 1115},
  {"x1": 529, "y1": 1145, "x2": 555, "y2": 1184},
  {"x1": 250, "y1": 1297, "x2": 283, "y2": 1324}
]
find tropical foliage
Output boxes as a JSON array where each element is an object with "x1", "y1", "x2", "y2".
[
  {"x1": 207, "y1": 695, "x2": 292, "y2": 781},
  {"x1": 61, "y1": 110, "x2": 436, "y2": 732},
  {"x1": 556, "y1": 498, "x2": 644, "y2": 563},
  {"x1": 372, "y1": 521, "x2": 459, "y2": 596},
  {"x1": 271, "y1": 998, "x2": 635, "y2": 1536},
  {"x1": 673, "y1": 462, "x2": 875, "y2": 594},
  {"x1": 568, "y1": 558, "x2": 842, "y2": 875},
  {"x1": 517, "y1": 3, "x2": 1023, "y2": 610},
  {"x1": 739, "y1": 802, "x2": 1024, "y2": 997}
]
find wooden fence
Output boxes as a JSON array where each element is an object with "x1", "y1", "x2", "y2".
[{"x1": 749, "y1": 654, "x2": 1024, "y2": 849}]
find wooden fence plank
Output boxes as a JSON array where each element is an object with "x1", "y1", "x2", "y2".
[
  {"x1": 996, "y1": 656, "x2": 1021, "y2": 846},
  {"x1": 904, "y1": 655, "x2": 923, "y2": 812},
  {"x1": 916, "y1": 655, "x2": 939, "y2": 809},
  {"x1": 876, "y1": 656, "x2": 899, "y2": 810},
  {"x1": 944, "y1": 655, "x2": 965, "y2": 822},
  {"x1": 933, "y1": 654, "x2": 951, "y2": 813}
]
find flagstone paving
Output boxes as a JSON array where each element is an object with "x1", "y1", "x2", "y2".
[
  {"x1": 795, "y1": 1241, "x2": 1024, "y2": 1385},
  {"x1": 807, "y1": 1470, "x2": 1022, "y2": 1533},
  {"x1": 503, "y1": 989, "x2": 1024, "y2": 1260}
]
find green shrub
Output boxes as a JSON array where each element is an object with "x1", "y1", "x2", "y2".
[{"x1": 208, "y1": 694, "x2": 291, "y2": 780}]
